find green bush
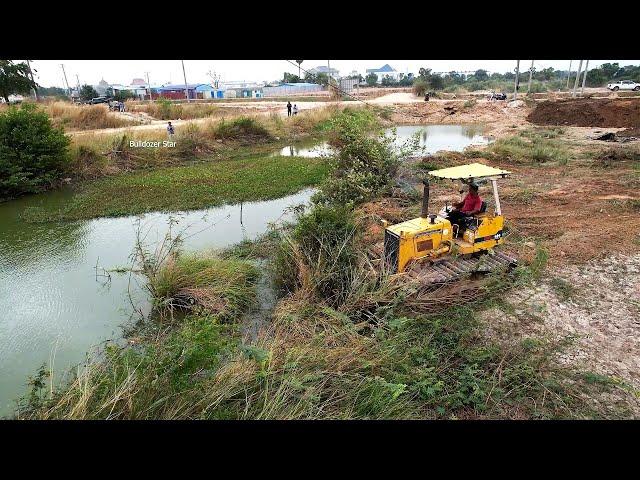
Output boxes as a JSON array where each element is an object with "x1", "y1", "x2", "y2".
[
  {"x1": 155, "y1": 98, "x2": 181, "y2": 120},
  {"x1": 0, "y1": 104, "x2": 70, "y2": 198},
  {"x1": 274, "y1": 204, "x2": 358, "y2": 305},
  {"x1": 213, "y1": 117, "x2": 273, "y2": 143},
  {"x1": 313, "y1": 108, "x2": 417, "y2": 207}
]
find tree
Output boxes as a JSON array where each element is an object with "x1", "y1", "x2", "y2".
[
  {"x1": 474, "y1": 69, "x2": 489, "y2": 81},
  {"x1": 412, "y1": 78, "x2": 429, "y2": 96},
  {"x1": 381, "y1": 75, "x2": 397, "y2": 87},
  {"x1": 79, "y1": 84, "x2": 98, "y2": 101},
  {"x1": 38, "y1": 86, "x2": 67, "y2": 98},
  {"x1": 365, "y1": 73, "x2": 378, "y2": 86},
  {"x1": 398, "y1": 73, "x2": 414, "y2": 87},
  {"x1": 114, "y1": 90, "x2": 135, "y2": 102},
  {"x1": 0, "y1": 60, "x2": 38, "y2": 104},
  {"x1": 0, "y1": 103, "x2": 70, "y2": 197},
  {"x1": 283, "y1": 72, "x2": 301, "y2": 83},
  {"x1": 305, "y1": 71, "x2": 329, "y2": 86},
  {"x1": 417, "y1": 68, "x2": 443, "y2": 90},
  {"x1": 429, "y1": 74, "x2": 444, "y2": 90}
]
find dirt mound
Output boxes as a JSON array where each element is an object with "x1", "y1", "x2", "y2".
[{"x1": 527, "y1": 98, "x2": 640, "y2": 128}]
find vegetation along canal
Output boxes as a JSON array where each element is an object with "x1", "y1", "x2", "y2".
[{"x1": 0, "y1": 123, "x2": 488, "y2": 415}]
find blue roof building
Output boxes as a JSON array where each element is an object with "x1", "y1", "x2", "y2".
[{"x1": 365, "y1": 64, "x2": 402, "y2": 84}]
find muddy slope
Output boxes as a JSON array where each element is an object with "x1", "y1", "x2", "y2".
[{"x1": 527, "y1": 98, "x2": 640, "y2": 128}]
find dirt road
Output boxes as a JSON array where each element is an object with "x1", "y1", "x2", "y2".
[{"x1": 70, "y1": 92, "x2": 435, "y2": 137}]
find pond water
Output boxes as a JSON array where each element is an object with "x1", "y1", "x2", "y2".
[
  {"x1": 0, "y1": 188, "x2": 313, "y2": 416},
  {"x1": 273, "y1": 124, "x2": 489, "y2": 158}
]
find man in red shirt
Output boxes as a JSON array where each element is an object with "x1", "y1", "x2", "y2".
[{"x1": 446, "y1": 183, "x2": 483, "y2": 233}]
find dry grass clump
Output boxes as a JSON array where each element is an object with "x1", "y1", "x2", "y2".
[
  {"x1": 44, "y1": 101, "x2": 138, "y2": 130},
  {"x1": 129, "y1": 101, "x2": 223, "y2": 120}
]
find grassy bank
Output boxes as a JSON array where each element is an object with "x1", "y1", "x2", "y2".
[
  {"x1": 23, "y1": 154, "x2": 330, "y2": 221},
  {"x1": 3, "y1": 101, "x2": 142, "y2": 131},
  {"x1": 66, "y1": 107, "x2": 342, "y2": 180}
]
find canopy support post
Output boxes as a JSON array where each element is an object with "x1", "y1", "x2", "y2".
[{"x1": 491, "y1": 179, "x2": 502, "y2": 216}]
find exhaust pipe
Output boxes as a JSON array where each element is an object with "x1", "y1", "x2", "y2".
[{"x1": 421, "y1": 179, "x2": 430, "y2": 218}]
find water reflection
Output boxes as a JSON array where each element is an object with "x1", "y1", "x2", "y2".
[
  {"x1": 274, "y1": 124, "x2": 489, "y2": 158},
  {"x1": 0, "y1": 188, "x2": 314, "y2": 416}
]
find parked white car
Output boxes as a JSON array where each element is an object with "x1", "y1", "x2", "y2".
[{"x1": 607, "y1": 80, "x2": 640, "y2": 91}]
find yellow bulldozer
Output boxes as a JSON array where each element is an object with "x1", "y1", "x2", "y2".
[{"x1": 382, "y1": 163, "x2": 517, "y2": 284}]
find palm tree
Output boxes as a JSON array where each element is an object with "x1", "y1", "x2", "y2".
[{"x1": 295, "y1": 60, "x2": 303, "y2": 79}]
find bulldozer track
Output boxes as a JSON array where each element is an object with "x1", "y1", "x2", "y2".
[
  {"x1": 405, "y1": 251, "x2": 518, "y2": 285},
  {"x1": 369, "y1": 242, "x2": 518, "y2": 286}
]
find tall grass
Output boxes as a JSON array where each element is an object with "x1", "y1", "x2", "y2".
[
  {"x1": 65, "y1": 107, "x2": 340, "y2": 180},
  {"x1": 129, "y1": 100, "x2": 222, "y2": 120},
  {"x1": 43, "y1": 101, "x2": 138, "y2": 130},
  {"x1": 486, "y1": 129, "x2": 571, "y2": 165}
]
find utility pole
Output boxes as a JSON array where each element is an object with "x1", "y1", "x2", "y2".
[
  {"x1": 572, "y1": 60, "x2": 583, "y2": 97},
  {"x1": 527, "y1": 60, "x2": 534, "y2": 94},
  {"x1": 181, "y1": 60, "x2": 190, "y2": 102},
  {"x1": 26, "y1": 59, "x2": 38, "y2": 101},
  {"x1": 76, "y1": 74, "x2": 81, "y2": 95},
  {"x1": 513, "y1": 60, "x2": 520, "y2": 100},
  {"x1": 60, "y1": 64, "x2": 71, "y2": 98},
  {"x1": 145, "y1": 71, "x2": 152, "y2": 101},
  {"x1": 581, "y1": 60, "x2": 589, "y2": 95},
  {"x1": 566, "y1": 60, "x2": 572, "y2": 89}
]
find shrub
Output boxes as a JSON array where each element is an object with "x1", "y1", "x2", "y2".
[
  {"x1": 213, "y1": 117, "x2": 273, "y2": 143},
  {"x1": 155, "y1": 98, "x2": 182, "y2": 120},
  {"x1": 0, "y1": 104, "x2": 70, "y2": 198},
  {"x1": 313, "y1": 108, "x2": 417, "y2": 207},
  {"x1": 412, "y1": 78, "x2": 429, "y2": 97}
]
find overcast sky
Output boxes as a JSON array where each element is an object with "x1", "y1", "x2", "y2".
[{"x1": 22, "y1": 60, "x2": 640, "y2": 87}]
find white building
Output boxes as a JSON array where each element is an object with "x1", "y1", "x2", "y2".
[
  {"x1": 308, "y1": 65, "x2": 340, "y2": 78},
  {"x1": 365, "y1": 64, "x2": 402, "y2": 84}
]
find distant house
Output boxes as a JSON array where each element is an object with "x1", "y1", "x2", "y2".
[
  {"x1": 112, "y1": 83, "x2": 149, "y2": 100},
  {"x1": 365, "y1": 64, "x2": 402, "y2": 84},
  {"x1": 308, "y1": 65, "x2": 339, "y2": 78},
  {"x1": 156, "y1": 83, "x2": 216, "y2": 100},
  {"x1": 222, "y1": 84, "x2": 263, "y2": 99}
]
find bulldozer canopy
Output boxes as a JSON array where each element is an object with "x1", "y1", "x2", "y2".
[{"x1": 428, "y1": 163, "x2": 510, "y2": 180}]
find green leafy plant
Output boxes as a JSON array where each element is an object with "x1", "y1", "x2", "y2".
[{"x1": 0, "y1": 103, "x2": 70, "y2": 198}]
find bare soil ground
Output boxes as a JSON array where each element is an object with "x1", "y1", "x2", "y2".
[
  {"x1": 384, "y1": 97, "x2": 640, "y2": 412},
  {"x1": 528, "y1": 97, "x2": 640, "y2": 130},
  {"x1": 389, "y1": 97, "x2": 532, "y2": 137},
  {"x1": 479, "y1": 254, "x2": 640, "y2": 415}
]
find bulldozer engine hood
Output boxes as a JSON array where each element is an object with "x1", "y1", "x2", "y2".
[{"x1": 385, "y1": 216, "x2": 450, "y2": 238}]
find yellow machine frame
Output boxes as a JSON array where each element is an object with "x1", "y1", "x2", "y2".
[{"x1": 383, "y1": 163, "x2": 510, "y2": 273}]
